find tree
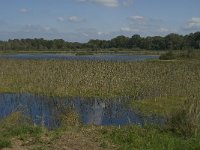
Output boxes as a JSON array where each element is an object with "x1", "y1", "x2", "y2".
[
  {"x1": 128, "y1": 34, "x2": 142, "y2": 48},
  {"x1": 111, "y1": 35, "x2": 129, "y2": 48},
  {"x1": 165, "y1": 33, "x2": 184, "y2": 50}
]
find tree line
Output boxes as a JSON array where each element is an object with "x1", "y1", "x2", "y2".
[{"x1": 0, "y1": 32, "x2": 200, "y2": 51}]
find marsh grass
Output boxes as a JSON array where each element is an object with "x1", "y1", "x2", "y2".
[
  {"x1": 0, "y1": 59, "x2": 200, "y2": 148},
  {"x1": 103, "y1": 125, "x2": 200, "y2": 150},
  {"x1": 0, "y1": 59, "x2": 199, "y2": 99},
  {"x1": 0, "y1": 112, "x2": 44, "y2": 148},
  {"x1": 0, "y1": 111, "x2": 81, "y2": 149},
  {"x1": 75, "y1": 51, "x2": 94, "y2": 56},
  {"x1": 160, "y1": 50, "x2": 200, "y2": 60},
  {"x1": 59, "y1": 107, "x2": 80, "y2": 127},
  {"x1": 132, "y1": 97, "x2": 187, "y2": 117},
  {"x1": 166, "y1": 97, "x2": 200, "y2": 137},
  {"x1": 159, "y1": 51, "x2": 176, "y2": 60}
]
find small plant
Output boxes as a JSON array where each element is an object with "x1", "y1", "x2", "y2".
[
  {"x1": 0, "y1": 139, "x2": 12, "y2": 148},
  {"x1": 60, "y1": 107, "x2": 80, "y2": 127}
]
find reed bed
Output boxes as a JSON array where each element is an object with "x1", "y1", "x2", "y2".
[{"x1": 0, "y1": 59, "x2": 199, "y2": 99}]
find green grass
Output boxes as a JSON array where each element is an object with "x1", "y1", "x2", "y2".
[
  {"x1": 0, "y1": 112, "x2": 44, "y2": 148},
  {"x1": 1, "y1": 112, "x2": 200, "y2": 150},
  {"x1": 0, "y1": 112, "x2": 113, "y2": 149},
  {"x1": 103, "y1": 125, "x2": 200, "y2": 150},
  {"x1": 0, "y1": 139, "x2": 12, "y2": 148},
  {"x1": 132, "y1": 97, "x2": 187, "y2": 116}
]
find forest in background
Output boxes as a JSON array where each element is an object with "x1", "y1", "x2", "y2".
[{"x1": 0, "y1": 32, "x2": 200, "y2": 51}]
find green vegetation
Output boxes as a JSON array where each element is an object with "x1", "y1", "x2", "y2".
[
  {"x1": 159, "y1": 51, "x2": 176, "y2": 60},
  {"x1": 0, "y1": 139, "x2": 12, "y2": 148},
  {"x1": 159, "y1": 50, "x2": 200, "y2": 60},
  {"x1": 0, "y1": 57, "x2": 200, "y2": 149},
  {"x1": 104, "y1": 97, "x2": 200, "y2": 149},
  {"x1": 0, "y1": 59, "x2": 199, "y2": 98},
  {"x1": 75, "y1": 51, "x2": 94, "y2": 56},
  {"x1": 0, "y1": 32, "x2": 200, "y2": 51},
  {"x1": 167, "y1": 97, "x2": 200, "y2": 137},
  {"x1": 0, "y1": 112, "x2": 44, "y2": 149},
  {"x1": 0, "y1": 112, "x2": 115, "y2": 149},
  {"x1": 133, "y1": 97, "x2": 187, "y2": 116},
  {"x1": 103, "y1": 126, "x2": 200, "y2": 150}
]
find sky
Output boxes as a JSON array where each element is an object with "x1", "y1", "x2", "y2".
[{"x1": 0, "y1": 0, "x2": 200, "y2": 42}]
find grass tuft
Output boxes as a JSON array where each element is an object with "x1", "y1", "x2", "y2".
[
  {"x1": 0, "y1": 139, "x2": 12, "y2": 148},
  {"x1": 167, "y1": 97, "x2": 200, "y2": 137}
]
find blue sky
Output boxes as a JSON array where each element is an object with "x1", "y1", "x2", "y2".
[{"x1": 0, "y1": 0, "x2": 200, "y2": 42}]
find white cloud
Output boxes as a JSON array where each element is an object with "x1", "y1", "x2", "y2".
[
  {"x1": 19, "y1": 8, "x2": 29, "y2": 13},
  {"x1": 129, "y1": 15, "x2": 145, "y2": 21},
  {"x1": 79, "y1": 0, "x2": 119, "y2": 7},
  {"x1": 97, "y1": 31, "x2": 103, "y2": 35},
  {"x1": 82, "y1": 33, "x2": 89, "y2": 37},
  {"x1": 23, "y1": 24, "x2": 56, "y2": 33},
  {"x1": 122, "y1": 0, "x2": 134, "y2": 7},
  {"x1": 158, "y1": 27, "x2": 169, "y2": 33},
  {"x1": 124, "y1": 15, "x2": 172, "y2": 36},
  {"x1": 57, "y1": 17, "x2": 65, "y2": 22},
  {"x1": 181, "y1": 17, "x2": 200, "y2": 34},
  {"x1": 186, "y1": 17, "x2": 200, "y2": 29},
  {"x1": 68, "y1": 16, "x2": 84, "y2": 22},
  {"x1": 43, "y1": 26, "x2": 51, "y2": 31},
  {"x1": 120, "y1": 27, "x2": 139, "y2": 32}
]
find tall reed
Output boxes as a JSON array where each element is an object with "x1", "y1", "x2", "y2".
[{"x1": 0, "y1": 59, "x2": 199, "y2": 99}]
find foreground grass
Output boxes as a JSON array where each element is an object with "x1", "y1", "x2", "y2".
[
  {"x1": 0, "y1": 113, "x2": 44, "y2": 149},
  {"x1": 104, "y1": 125, "x2": 200, "y2": 150},
  {"x1": 1, "y1": 112, "x2": 200, "y2": 150},
  {"x1": 0, "y1": 112, "x2": 115, "y2": 149},
  {"x1": 1, "y1": 113, "x2": 200, "y2": 150}
]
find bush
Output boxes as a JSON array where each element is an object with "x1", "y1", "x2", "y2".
[{"x1": 159, "y1": 51, "x2": 176, "y2": 60}]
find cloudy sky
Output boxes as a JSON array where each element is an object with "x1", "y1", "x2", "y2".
[{"x1": 0, "y1": 0, "x2": 200, "y2": 42}]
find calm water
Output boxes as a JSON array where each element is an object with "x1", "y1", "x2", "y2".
[
  {"x1": 0, "y1": 93, "x2": 163, "y2": 129},
  {"x1": 0, "y1": 54, "x2": 159, "y2": 62}
]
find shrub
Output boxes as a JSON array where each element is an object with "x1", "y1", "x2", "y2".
[{"x1": 159, "y1": 51, "x2": 176, "y2": 60}]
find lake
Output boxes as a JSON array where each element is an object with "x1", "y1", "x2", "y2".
[
  {"x1": 0, "y1": 93, "x2": 163, "y2": 129},
  {"x1": 0, "y1": 54, "x2": 159, "y2": 62}
]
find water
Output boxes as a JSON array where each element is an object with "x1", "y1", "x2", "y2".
[
  {"x1": 0, "y1": 54, "x2": 159, "y2": 62},
  {"x1": 0, "y1": 93, "x2": 163, "y2": 129}
]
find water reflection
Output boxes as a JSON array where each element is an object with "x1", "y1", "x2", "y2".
[
  {"x1": 0, "y1": 93, "x2": 163, "y2": 128},
  {"x1": 0, "y1": 54, "x2": 159, "y2": 62}
]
